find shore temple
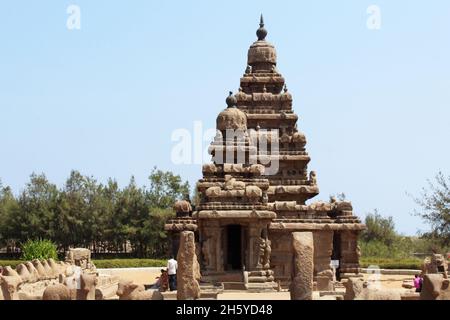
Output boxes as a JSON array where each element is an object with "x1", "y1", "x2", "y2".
[{"x1": 166, "y1": 16, "x2": 365, "y2": 291}]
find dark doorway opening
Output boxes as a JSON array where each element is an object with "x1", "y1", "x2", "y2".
[
  {"x1": 171, "y1": 235, "x2": 180, "y2": 258},
  {"x1": 226, "y1": 225, "x2": 242, "y2": 270},
  {"x1": 331, "y1": 232, "x2": 342, "y2": 281}
]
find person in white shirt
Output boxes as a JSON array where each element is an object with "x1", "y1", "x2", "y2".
[{"x1": 167, "y1": 256, "x2": 178, "y2": 291}]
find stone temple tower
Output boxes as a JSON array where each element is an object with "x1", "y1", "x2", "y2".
[{"x1": 166, "y1": 16, "x2": 365, "y2": 291}]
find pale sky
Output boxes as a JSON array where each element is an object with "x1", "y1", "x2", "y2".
[{"x1": 1, "y1": 1, "x2": 449, "y2": 235}]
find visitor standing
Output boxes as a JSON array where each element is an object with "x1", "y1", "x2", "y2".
[
  {"x1": 414, "y1": 274, "x2": 422, "y2": 292},
  {"x1": 167, "y1": 256, "x2": 178, "y2": 291},
  {"x1": 419, "y1": 274, "x2": 424, "y2": 292}
]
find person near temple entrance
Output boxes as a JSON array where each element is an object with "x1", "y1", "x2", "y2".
[{"x1": 167, "y1": 256, "x2": 178, "y2": 291}]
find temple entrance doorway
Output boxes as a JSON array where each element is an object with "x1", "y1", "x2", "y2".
[
  {"x1": 226, "y1": 225, "x2": 242, "y2": 270},
  {"x1": 331, "y1": 232, "x2": 342, "y2": 281}
]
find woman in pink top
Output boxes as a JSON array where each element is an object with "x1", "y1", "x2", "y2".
[{"x1": 414, "y1": 274, "x2": 422, "y2": 292}]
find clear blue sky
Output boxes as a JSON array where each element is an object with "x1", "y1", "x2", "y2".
[{"x1": 1, "y1": 1, "x2": 449, "y2": 235}]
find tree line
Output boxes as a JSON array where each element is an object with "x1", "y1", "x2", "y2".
[
  {"x1": 0, "y1": 168, "x2": 448, "y2": 259},
  {"x1": 0, "y1": 168, "x2": 190, "y2": 258},
  {"x1": 359, "y1": 172, "x2": 450, "y2": 258}
]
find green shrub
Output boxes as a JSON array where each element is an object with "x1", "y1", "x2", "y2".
[
  {"x1": 93, "y1": 259, "x2": 166, "y2": 269},
  {"x1": 21, "y1": 239, "x2": 58, "y2": 261}
]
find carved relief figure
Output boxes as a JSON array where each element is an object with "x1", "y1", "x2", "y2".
[
  {"x1": 263, "y1": 239, "x2": 272, "y2": 269},
  {"x1": 201, "y1": 239, "x2": 211, "y2": 269},
  {"x1": 254, "y1": 228, "x2": 272, "y2": 270},
  {"x1": 257, "y1": 238, "x2": 266, "y2": 269},
  {"x1": 310, "y1": 171, "x2": 317, "y2": 185}
]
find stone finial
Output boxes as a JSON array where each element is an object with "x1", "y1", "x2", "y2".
[
  {"x1": 226, "y1": 91, "x2": 237, "y2": 108},
  {"x1": 256, "y1": 14, "x2": 268, "y2": 41}
]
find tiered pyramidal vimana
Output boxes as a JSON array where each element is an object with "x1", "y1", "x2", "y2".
[{"x1": 166, "y1": 16, "x2": 365, "y2": 291}]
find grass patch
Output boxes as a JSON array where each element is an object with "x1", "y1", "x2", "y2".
[
  {"x1": 0, "y1": 260, "x2": 24, "y2": 268},
  {"x1": 93, "y1": 259, "x2": 166, "y2": 269},
  {"x1": 360, "y1": 257, "x2": 422, "y2": 270}
]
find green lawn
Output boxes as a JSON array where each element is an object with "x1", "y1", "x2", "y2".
[
  {"x1": 360, "y1": 257, "x2": 422, "y2": 270},
  {"x1": 93, "y1": 259, "x2": 166, "y2": 268},
  {"x1": 0, "y1": 260, "x2": 23, "y2": 268}
]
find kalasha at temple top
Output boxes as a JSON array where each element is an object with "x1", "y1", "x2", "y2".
[{"x1": 167, "y1": 16, "x2": 365, "y2": 290}]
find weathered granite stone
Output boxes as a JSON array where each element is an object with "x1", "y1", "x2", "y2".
[
  {"x1": 77, "y1": 273, "x2": 98, "y2": 300},
  {"x1": 65, "y1": 248, "x2": 96, "y2": 272},
  {"x1": 32, "y1": 259, "x2": 47, "y2": 280},
  {"x1": 47, "y1": 258, "x2": 62, "y2": 276},
  {"x1": 0, "y1": 274, "x2": 22, "y2": 300},
  {"x1": 177, "y1": 231, "x2": 201, "y2": 300},
  {"x1": 2, "y1": 266, "x2": 20, "y2": 278},
  {"x1": 43, "y1": 283, "x2": 71, "y2": 300},
  {"x1": 41, "y1": 260, "x2": 55, "y2": 279},
  {"x1": 422, "y1": 253, "x2": 448, "y2": 277},
  {"x1": 344, "y1": 277, "x2": 402, "y2": 300},
  {"x1": 420, "y1": 274, "x2": 450, "y2": 300},
  {"x1": 24, "y1": 262, "x2": 40, "y2": 283},
  {"x1": 116, "y1": 280, "x2": 163, "y2": 300},
  {"x1": 290, "y1": 232, "x2": 314, "y2": 300},
  {"x1": 16, "y1": 263, "x2": 32, "y2": 283}
]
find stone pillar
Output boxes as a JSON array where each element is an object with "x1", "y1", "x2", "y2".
[
  {"x1": 290, "y1": 232, "x2": 314, "y2": 300},
  {"x1": 339, "y1": 231, "x2": 361, "y2": 278},
  {"x1": 201, "y1": 226, "x2": 215, "y2": 272},
  {"x1": 313, "y1": 231, "x2": 334, "y2": 291},
  {"x1": 202, "y1": 224, "x2": 222, "y2": 273},
  {"x1": 248, "y1": 227, "x2": 258, "y2": 270},
  {"x1": 216, "y1": 227, "x2": 223, "y2": 272},
  {"x1": 177, "y1": 231, "x2": 201, "y2": 300}
]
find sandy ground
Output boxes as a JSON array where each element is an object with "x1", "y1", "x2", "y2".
[
  {"x1": 218, "y1": 291, "x2": 292, "y2": 300},
  {"x1": 98, "y1": 268, "x2": 161, "y2": 286},
  {"x1": 98, "y1": 268, "x2": 416, "y2": 300},
  {"x1": 362, "y1": 273, "x2": 413, "y2": 290}
]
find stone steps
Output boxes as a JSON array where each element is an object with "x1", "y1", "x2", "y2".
[{"x1": 223, "y1": 282, "x2": 247, "y2": 290}]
